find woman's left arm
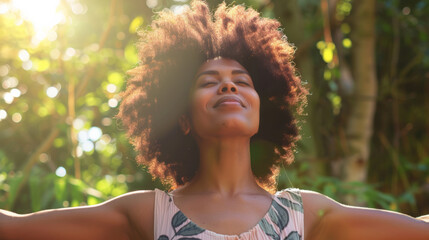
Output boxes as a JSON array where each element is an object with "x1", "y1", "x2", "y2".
[{"x1": 302, "y1": 190, "x2": 429, "y2": 240}]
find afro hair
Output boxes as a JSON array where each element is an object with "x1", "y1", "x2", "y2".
[{"x1": 118, "y1": 0, "x2": 307, "y2": 192}]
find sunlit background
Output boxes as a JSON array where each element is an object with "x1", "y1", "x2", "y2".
[
  {"x1": 5, "y1": 0, "x2": 66, "y2": 45},
  {"x1": 0, "y1": 0, "x2": 207, "y2": 212},
  {"x1": 1, "y1": 0, "x2": 429, "y2": 217}
]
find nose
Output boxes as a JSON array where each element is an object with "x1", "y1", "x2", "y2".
[{"x1": 218, "y1": 81, "x2": 237, "y2": 94}]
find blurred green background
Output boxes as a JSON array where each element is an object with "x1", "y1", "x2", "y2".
[{"x1": 0, "y1": 0, "x2": 428, "y2": 217}]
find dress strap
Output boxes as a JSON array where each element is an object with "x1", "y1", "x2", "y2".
[{"x1": 154, "y1": 189, "x2": 172, "y2": 239}]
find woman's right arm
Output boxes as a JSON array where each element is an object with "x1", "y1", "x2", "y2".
[{"x1": 0, "y1": 190, "x2": 155, "y2": 240}]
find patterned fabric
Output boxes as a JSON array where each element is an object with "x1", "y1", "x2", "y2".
[{"x1": 153, "y1": 188, "x2": 304, "y2": 240}]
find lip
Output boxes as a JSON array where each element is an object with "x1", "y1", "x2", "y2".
[{"x1": 214, "y1": 96, "x2": 245, "y2": 108}]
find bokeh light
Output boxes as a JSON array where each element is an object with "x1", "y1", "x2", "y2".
[
  {"x1": 46, "y1": 86, "x2": 59, "y2": 98},
  {"x1": 78, "y1": 130, "x2": 89, "y2": 142},
  {"x1": 10, "y1": 88, "x2": 21, "y2": 98},
  {"x1": 108, "y1": 98, "x2": 118, "y2": 108},
  {"x1": 55, "y1": 166, "x2": 67, "y2": 177},
  {"x1": 22, "y1": 61, "x2": 33, "y2": 71},
  {"x1": 0, "y1": 3, "x2": 9, "y2": 14},
  {"x1": 88, "y1": 127, "x2": 102, "y2": 142},
  {"x1": 77, "y1": 126, "x2": 103, "y2": 153},
  {"x1": 73, "y1": 118, "x2": 84, "y2": 130},
  {"x1": 3, "y1": 92, "x2": 14, "y2": 104},
  {"x1": 0, "y1": 109, "x2": 7, "y2": 120},
  {"x1": 39, "y1": 153, "x2": 49, "y2": 163},
  {"x1": 70, "y1": 1, "x2": 86, "y2": 15},
  {"x1": 76, "y1": 146, "x2": 83, "y2": 157},
  {"x1": 171, "y1": 4, "x2": 189, "y2": 15},
  {"x1": 106, "y1": 84, "x2": 117, "y2": 93},
  {"x1": 81, "y1": 140, "x2": 94, "y2": 152},
  {"x1": 2, "y1": 77, "x2": 18, "y2": 89},
  {"x1": 101, "y1": 117, "x2": 112, "y2": 126},
  {"x1": 402, "y1": 7, "x2": 411, "y2": 15},
  {"x1": 146, "y1": 0, "x2": 158, "y2": 8},
  {"x1": 18, "y1": 49, "x2": 30, "y2": 61},
  {"x1": 12, "y1": 113, "x2": 22, "y2": 123},
  {"x1": 0, "y1": 65, "x2": 10, "y2": 77},
  {"x1": 63, "y1": 47, "x2": 76, "y2": 61}
]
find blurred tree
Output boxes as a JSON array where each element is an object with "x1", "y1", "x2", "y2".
[{"x1": 340, "y1": 0, "x2": 377, "y2": 205}]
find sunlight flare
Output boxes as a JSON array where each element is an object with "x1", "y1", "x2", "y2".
[{"x1": 11, "y1": 0, "x2": 64, "y2": 44}]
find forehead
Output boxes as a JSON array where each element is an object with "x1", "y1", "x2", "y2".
[{"x1": 195, "y1": 58, "x2": 248, "y2": 74}]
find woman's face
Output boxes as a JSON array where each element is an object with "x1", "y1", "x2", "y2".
[{"x1": 188, "y1": 58, "x2": 260, "y2": 140}]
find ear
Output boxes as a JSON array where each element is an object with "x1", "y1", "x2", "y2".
[{"x1": 179, "y1": 114, "x2": 191, "y2": 135}]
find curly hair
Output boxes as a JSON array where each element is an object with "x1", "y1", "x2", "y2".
[{"x1": 118, "y1": 0, "x2": 307, "y2": 192}]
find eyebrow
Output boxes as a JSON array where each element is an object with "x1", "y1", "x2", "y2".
[{"x1": 195, "y1": 69, "x2": 250, "y2": 80}]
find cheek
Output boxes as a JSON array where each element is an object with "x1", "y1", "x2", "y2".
[
  {"x1": 251, "y1": 92, "x2": 260, "y2": 127},
  {"x1": 190, "y1": 90, "x2": 209, "y2": 114},
  {"x1": 250, "y1": 91, "x2": 260, "y2": 115},
  {"x1": 189, "y1": 91, "x2": 211, "y2": 128}
]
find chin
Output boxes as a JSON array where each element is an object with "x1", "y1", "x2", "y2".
[{"x1": 214, "y1": 119, "x2": 258, "y2": 137}]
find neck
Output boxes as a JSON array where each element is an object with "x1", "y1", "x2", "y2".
[{"x1": 189, "y1": 136, "x2": 261, "y2": 196}]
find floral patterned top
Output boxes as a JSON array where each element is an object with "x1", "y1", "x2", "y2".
[{"x1": 153, "y1": 188, "x2": 304, "y2": 240}]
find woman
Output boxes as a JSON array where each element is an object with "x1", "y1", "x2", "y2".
[{"x1": 1, "y1": 1, "x2": 428, "y2": 239}]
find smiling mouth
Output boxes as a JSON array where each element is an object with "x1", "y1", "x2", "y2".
[{"x1": 214, "y1": 96, "x2": 245, "y2": 108}]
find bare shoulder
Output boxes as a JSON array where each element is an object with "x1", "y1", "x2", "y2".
[
  {"x1": 111, "y1": 189, "x2": 155, "y2": 206},
  {"x1": 110, "y1": 190, "x2": 156, "y2": 239},
  {"x1": 300, "y1": 190, "x2": 340, "y2": 239},
  {"x1": 300, "y1": 189, "x2": 338, "y2": 209}
]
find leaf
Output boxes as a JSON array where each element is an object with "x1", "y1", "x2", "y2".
[
  {"x1": 268, "y1": 207, "x2": 280, "y2": 229},
  {"x1": 272, "y1": 200, "x2": 289, "y2": 230},
  {"x1": 7, "y1": 173, "x2": 24, "y2": 207},
  {"x1": 54, "y1": 177, "x2": 67, "y2": 202},
  {"x1": 176, "y1": 222, "x2": 205, "y2": 236},
  {"x1": 158, "y1": 235, "x2": 169, "y2": 240},
  {"x1": 278, "y1": 197, "x2": 304, "y2": 213},
  {"x1": 259, "y1": 218, "x2": 280, "y2": 240},
  {"x1": 40, "y1": 184, "x2": 55, "y2": 210},
  {"x1": 284, "y1": 231, "x2": 301, "y2": 240},
  {"x1": 69, "y1": 178, "x2": 85, "y2": 207},
  {"x1": 171, "y1": 211, "x2": 188, "y2": 230},
  {"x1": 286, "y1": 191, "x2": 302, "y2": 203}
]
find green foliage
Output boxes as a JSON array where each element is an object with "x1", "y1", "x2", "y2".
[
  {"x1": 0, "y1": 0, "x2": 163, "y2": 213},
  {"x1": 278, "y1": 162, "x2": 421, "y2": 212}
]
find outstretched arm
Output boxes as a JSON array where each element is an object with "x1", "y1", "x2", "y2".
[
  {"x1": 302, "y1": 190, "x2": 429, "y2": 240},
  {"x1": 0, "y1": 190, "x2": 154, "y2": 240}
]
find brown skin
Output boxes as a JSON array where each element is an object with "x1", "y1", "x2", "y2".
[
  {"x1": 1, "y1": 59, "x2": 428, "y2": 240},
  {"x1": 0, "y1": 191, "x2": 155, "y2": 240},
  {"x1": 172, "y1": 58, "x2": 269, "y2": 235}
]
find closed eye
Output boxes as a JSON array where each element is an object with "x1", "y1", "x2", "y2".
[
  {"x1": 200, "y1": 81, "x2": 217, "y2": 87},
  {"x1": 234, "y1": 80, "x2": 253, "y2": 87},
  {"x1": 236, "y1": 81, "x2": 250, "y2": 86}
]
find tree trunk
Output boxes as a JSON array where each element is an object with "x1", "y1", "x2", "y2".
[{"x1": 341, "y1": 0, "x2": 377, "y2": 204}]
